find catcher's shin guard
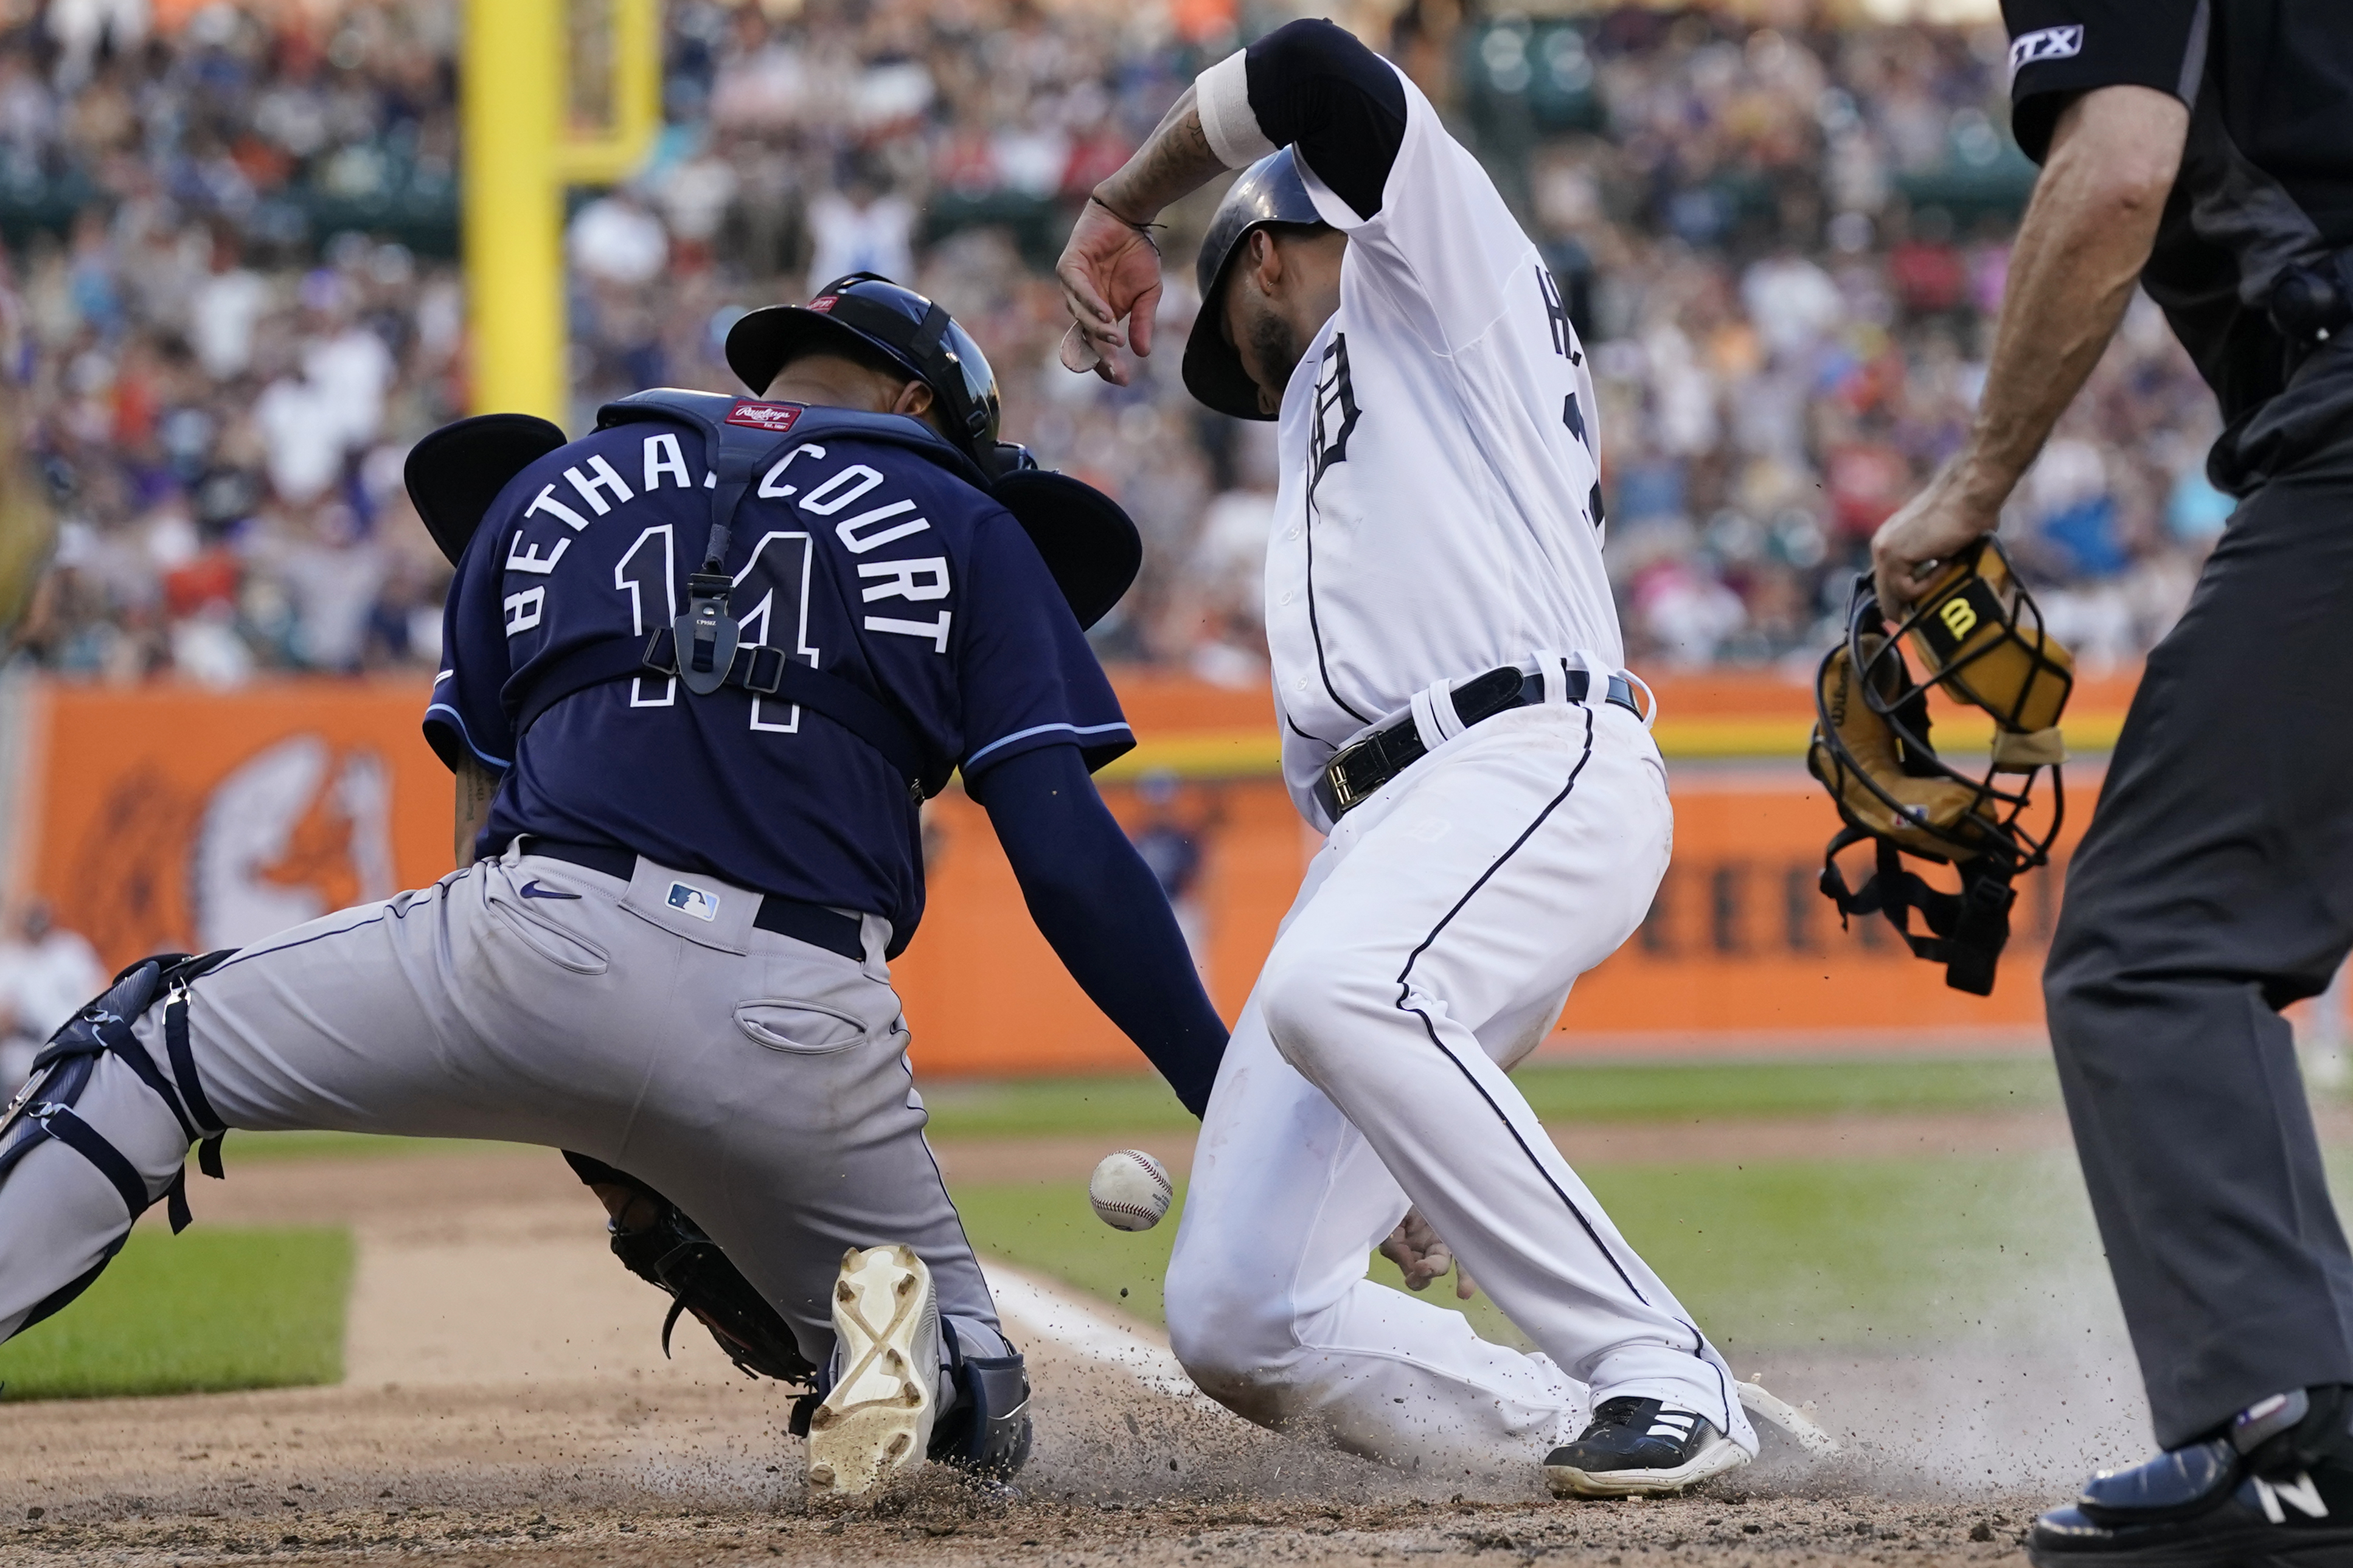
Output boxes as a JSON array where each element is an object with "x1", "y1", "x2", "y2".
[
  {"x1": 0, "y1": 952, "x2": 233, "y2": 1334},
  {"x1": 930, "y1": 1325, "x2": 1033, "y2": 1478}
]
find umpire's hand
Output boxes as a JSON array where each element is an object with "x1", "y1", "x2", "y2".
[{"x1": 1870, "y1": 460, "x2": 2001, "y2": 615}]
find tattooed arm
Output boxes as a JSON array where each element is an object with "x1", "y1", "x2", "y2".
[
  {"x1": 1056, "y1": 23, "x2": 1408, "y2": 384},
  {"x1": 453, "y1": 754, "x2": 501, "y2": 867},
  {"x1": 1054, "y1": 84, "x2": 1224, "y2": 384}
]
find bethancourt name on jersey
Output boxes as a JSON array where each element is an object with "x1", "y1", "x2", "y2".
[{"x1": 500, "y1": 403, "x2": 958, "y2": 658}]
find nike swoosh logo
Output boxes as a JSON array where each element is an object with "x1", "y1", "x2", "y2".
[{"x1": 518, "y1": 880, "x2": 580, "y2": 900}]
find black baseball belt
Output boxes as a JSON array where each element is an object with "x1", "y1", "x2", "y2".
[
  {"x1": 1319, "y1": 664, "x2": 1641, "y2": 821},
  {"x1": 526, "y1": 839, "x2": 866, "y2": 963}
]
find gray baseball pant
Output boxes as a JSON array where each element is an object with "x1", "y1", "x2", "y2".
[
  {"x1": 0, "y1": 840, "x2": 1010, "y2": 1375},
  {"x1": 2043, "y1": 440, "x2": 2353, "y2": 1448}
]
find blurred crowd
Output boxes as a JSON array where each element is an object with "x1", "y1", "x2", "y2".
[{"x1": 0, "y1": 0, "x2": 2231, "y2": 688}]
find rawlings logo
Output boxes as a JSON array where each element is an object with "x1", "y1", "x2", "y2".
[
  {"x1": 725, "y1": 400, "x2": 805, "y2": 432},
  {"x1": 808, "y1": 295, "x2": 839, "y2": 313}
]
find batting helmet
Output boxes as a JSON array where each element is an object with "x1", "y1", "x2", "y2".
[
  {"x1": 1183, "y1": 147, "x2": 1324, "y2": 421},
  {"x1": 725, "y1": 274, "x2": 1001, "y2": 465}
]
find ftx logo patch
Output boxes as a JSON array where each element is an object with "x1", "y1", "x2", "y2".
[
  {"x1": 667, "y1": 882, "x2": 720, "y2": 921},
  {"x1": 725, "y1": 400, "x2": 805, "y2": 432},
  {"x1": 2009, "y1": 24, "x2": 2083, "y2": 75}
]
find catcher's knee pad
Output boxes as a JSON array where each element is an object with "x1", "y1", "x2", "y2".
[
  {"x1": 0, "y1": 952, "x2": 232, "y2": 1240},
  {"x1": 928, "y1": 1328, "x2": 1033, "y2": 1478},
  {"x1": 561, "y1": 1151, "x2": 818, "y2": 1386}
]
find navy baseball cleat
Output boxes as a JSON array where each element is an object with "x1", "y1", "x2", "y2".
[
  {"x1": 2029, "y1": 1388, "x2": 2353, "y2": 1567},
  {"x1": 1544, "y1": 1396, "x2": 1750, "y2": 1498}
]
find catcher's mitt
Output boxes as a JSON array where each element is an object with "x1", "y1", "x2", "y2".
[
  {"x1": 560, "y1": 1152, "x2": 818, "y2": 1390},
  {"x1": 1806, "y1": 538, "x2": 2073, "y2": 994}
]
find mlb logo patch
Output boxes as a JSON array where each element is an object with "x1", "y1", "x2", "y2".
[
  {"x1": 2009, "y1": 24, "x2": 2083, "y2": 75},
  {"x1": 725, "y1": 400, "x2": 804, "y2": 432},
  {"x1": 667, "y1": 882, "x2": 720, "y2": 921}
]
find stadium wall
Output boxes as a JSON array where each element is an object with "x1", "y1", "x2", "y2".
[{"x1": 6, "y1": 668, "x2": 2136, "y2": 1074}]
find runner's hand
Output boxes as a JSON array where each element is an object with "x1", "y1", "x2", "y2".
[
  {"x1": 1381, "y1": 1208, "x2": 1478, "y2": 1300},
  {"x1": 1055, "y1": 197, "x2": 1163, "y2": 386}
]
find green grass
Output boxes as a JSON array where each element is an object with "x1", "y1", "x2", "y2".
[
  {"x1": 0, "y1": 1226, "x2": 353, "y2": 1401},
  {"x1": 221, "y1": 1131, "x2": 529, "y2": 1164},
  {"x1": 958, "y1": 1179, "x2": 1186, "y2": 1327},
  {"x1": 1512, "y1": 1056, "x2": 2062, "y2": 1123},
  {"x1": 919, "y1": 1056, "x2": 2065, "y2": 1142},
  {"x1": 950, "y1": 1151, "x2": 2101, "y2": 1356}
]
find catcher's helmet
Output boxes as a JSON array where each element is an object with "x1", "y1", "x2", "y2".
[
  {"x1": 1183, "y1": 147, "x2": 1324, "y2": 421},
  {"x1": 726, "y1": 274, "x2": 1001, "y2": 465},
  {"x1": 1806, "y1": 537, "x2": 2075, "y2": 995}
]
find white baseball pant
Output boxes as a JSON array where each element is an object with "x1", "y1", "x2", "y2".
[{"x1": 1166, "y1": 694, "x2": 1754, "y2": 1474}]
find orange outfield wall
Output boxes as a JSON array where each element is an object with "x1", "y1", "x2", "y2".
[{"x1": 10, "y1": 668, "x2": 2131, "y2": 1075}]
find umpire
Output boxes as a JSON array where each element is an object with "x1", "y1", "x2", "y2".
[{"x1": 1872, "y1": 4, "x2": 2353, "y2": 1561}]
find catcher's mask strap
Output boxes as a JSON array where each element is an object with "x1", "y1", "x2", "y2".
[
  {"x1": 1818, "y1": 829, "x2": 2016, "y2": 996},
  {"x1": 1991, "y1": 726, "x2": 2066, "y2": 771}
]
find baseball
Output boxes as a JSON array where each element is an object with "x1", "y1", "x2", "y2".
[{"x1": 1088, "y1": 1148, "x2": 1173, "y2": 1231}]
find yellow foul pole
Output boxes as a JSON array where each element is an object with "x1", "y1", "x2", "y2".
[{"x1": 462, "y1": 0, "x2": 566, "y2": 426}]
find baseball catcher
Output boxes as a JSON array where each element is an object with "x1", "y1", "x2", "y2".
[{"x1": 0, "y1": 277, "x2": 1228, "y2": 1499}]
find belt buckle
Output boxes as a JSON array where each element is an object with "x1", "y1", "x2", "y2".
[{"x1": 1324, "y1": 736, "x2": 1380, "y2": 816}]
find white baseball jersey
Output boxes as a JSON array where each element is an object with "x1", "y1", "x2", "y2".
[
  {"x1": 1199, "y1": 52, "x2": 1620, "y2": 828},
  {"x1": 1167, "y1": 28, "x2": 1751, "y2": 1476}
]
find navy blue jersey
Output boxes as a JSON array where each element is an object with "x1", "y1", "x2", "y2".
[{"x1": 424, "y1": 407, "x2": 1132, "y2": 951}]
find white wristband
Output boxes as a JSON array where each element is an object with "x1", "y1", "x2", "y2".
[{"x1": 1196, "y1": 50, "x2": 1277, "y2": 169}]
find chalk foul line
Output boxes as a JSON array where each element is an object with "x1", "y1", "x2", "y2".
[{"x1": 982, "y1": 1263, "x2": 1219, "y2": 1409}]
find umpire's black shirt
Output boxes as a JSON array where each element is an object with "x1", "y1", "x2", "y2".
[{"x1": 2004, "y1": 1, "x2": 2353, "y2": 491}]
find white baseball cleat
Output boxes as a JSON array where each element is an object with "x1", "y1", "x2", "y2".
[{"x1": 805, "y1": 1243, "x2": 942, "y2": 1498}]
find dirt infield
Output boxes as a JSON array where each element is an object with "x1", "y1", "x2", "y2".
[
  {"x1": 0, "y1": 1347, "x2": 2055, "y2": 1568},
  {"x1": 0, "y1": 1135, "x2": 2128, "y2": 1567}
]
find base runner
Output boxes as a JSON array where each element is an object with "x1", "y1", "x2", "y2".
[{"x1": 1056, "y1": 21, "x2": 1755, "y2": 1494}]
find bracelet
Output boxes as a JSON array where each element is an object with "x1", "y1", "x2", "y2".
[{"x1": 1089, "y1": 193, "x2": 1166, "y2": 249}]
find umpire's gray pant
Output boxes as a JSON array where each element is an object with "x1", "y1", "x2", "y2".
[
  {"x1": 0, "y1": 841, "x2": 1009, "y2": 1374},
  {"x1": 2044, "y1": 438, "x2": 2353, "y2": 1449}
]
